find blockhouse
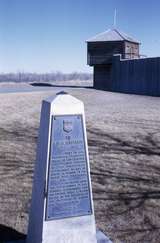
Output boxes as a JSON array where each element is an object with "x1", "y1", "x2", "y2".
[{"x1": 87, "y1": 28, "x2": 160, "y2": 96}]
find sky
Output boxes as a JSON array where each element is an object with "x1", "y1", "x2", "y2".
[{"x1": 0, "y1": 0, "x2": 160, "y2": 73}]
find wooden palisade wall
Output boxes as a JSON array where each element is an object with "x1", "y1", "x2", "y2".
[{"x1": 94, "y1": 55, "x2": 160, "y2": 96}]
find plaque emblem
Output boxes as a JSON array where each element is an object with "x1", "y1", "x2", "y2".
[{"x1": 63, "y1": 120, "x2": 73, "y2": 133}]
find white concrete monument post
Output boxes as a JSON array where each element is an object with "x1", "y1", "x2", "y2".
[{"x1": 27, "y1": 92, "x2": 97, "y2": 243}]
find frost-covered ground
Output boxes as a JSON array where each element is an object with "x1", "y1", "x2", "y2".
[{"x1": 0, "y1": 86, "x2": 160, "y2": 243}]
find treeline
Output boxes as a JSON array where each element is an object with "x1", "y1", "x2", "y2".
[{"x1": 0, "y1": 72, "x2": 92, "y2": 83}]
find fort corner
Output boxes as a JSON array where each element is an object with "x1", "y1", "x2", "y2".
[{"x1": 87, "y1": 28, "x2": 160, "y2": 96}]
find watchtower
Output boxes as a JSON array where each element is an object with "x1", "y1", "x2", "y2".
[
  {"x1": 87, "y1": 28, "x2": 140, "y2": 66},
  {"x1": 87, "y1": 28, "x2": 140, "y2": 89}
]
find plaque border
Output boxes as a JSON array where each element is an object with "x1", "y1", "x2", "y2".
[{"x1": 45, "y1": 114, "x2": 92, "y2": 221}]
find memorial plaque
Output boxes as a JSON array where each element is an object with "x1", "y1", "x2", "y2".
[
  {"x1": 27, "y1": 93, "x2": 97, "y2": 243},
  {"x1": 46, "y1": 115, "x2": 92, "y2": 220}
]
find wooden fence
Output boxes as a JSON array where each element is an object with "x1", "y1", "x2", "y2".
[{"x1": 94, "y1": 55, "x2": 160, "y2": 96}]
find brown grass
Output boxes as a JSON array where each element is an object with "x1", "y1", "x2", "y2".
[{"x1": 0, "y1": 88, "x2": 160, "y2": 242}]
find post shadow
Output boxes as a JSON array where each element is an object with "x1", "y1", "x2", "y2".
[{"x1": 0, "y1": 224, "x2": 26, "y2": 241}]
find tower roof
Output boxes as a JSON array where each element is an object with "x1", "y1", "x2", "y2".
[{"x1": 86, "y1": 28, "x2": 140, "y2": 44}]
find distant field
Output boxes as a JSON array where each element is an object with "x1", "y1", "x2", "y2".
[
  {"x1": 0, "y1": 79, "x2": 93, "y2": 88},
  {"x1": 0, "y1": 86, "x2": 160, "y2": 242}
]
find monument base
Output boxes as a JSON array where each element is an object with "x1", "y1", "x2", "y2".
[{"x1": 6, "y1": 230, "x2": 112, "y2": 243}]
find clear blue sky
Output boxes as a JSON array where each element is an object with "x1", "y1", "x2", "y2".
[{"x1": 0, "y1": 0, "x2": 160, "y2": 73}]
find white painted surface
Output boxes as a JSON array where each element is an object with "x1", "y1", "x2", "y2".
[{"x1": 27, "y1": 93, "x2": 97, "y2": 243}]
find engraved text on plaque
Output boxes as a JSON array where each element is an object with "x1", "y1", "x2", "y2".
[{"x1": 46, "y1": 115, "x2": 92, "y2": 220}]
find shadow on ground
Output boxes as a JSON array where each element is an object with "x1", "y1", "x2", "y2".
[
  {"x1": 30, "y1": 82, "x2": 93, "y2": 89},
  {"x1": 0, "y1": 225, "x2": 26, "y2": 241}
]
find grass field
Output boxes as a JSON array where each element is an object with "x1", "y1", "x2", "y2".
[{"x1": 0, "y1": 87, "x2": 160, "y2": 242}]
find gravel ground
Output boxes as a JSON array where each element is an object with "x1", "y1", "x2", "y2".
[{"x1": 0, "y1": 87, "x2": 160, "y2": 242}]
